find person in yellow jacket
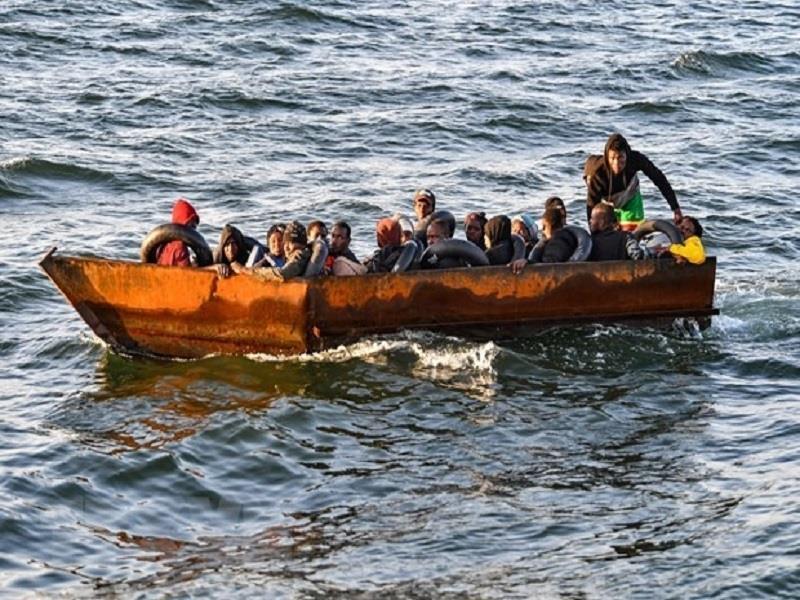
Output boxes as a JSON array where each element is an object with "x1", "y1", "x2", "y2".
[{"x1": 668, "y1": 216, "x2": 705, "y2": 264}]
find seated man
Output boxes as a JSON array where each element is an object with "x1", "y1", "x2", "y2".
[
  {"x1": 232, "y1": 221, "x2": 311, "y2": 281},
  {"x1": 667, "y1": 216, "x2": 705, "y2": 265},
  {"x1": 425, "y1": 219, "x2": 450, "y2": 247},
  {"x1": 156, "y1": 198, "x2": 200, "y2": 266},
  {"x1": 584, "y1": 132, "x2": 682, "y2": 231},
  {"x1": 511, "y1": 207, "x2": 577, "y2": 273},
  {"x1": 329, "y1": 221, "x2": 358, "y2": 263},
  {"x1": 588, "y1": 204, "x2": 644, "y2": 261},
  {"x1": 364, "y1": 217, "x2": 404, "y2": 273},
  {"x1": 412, "y1": 188, "x2": 436, "y2": 242}
]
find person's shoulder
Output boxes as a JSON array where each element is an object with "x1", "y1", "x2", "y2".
[{"x1": 584, "y1": 154, "x2": 605, "y2": 177}]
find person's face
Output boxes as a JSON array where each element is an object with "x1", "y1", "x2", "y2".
[
  {"x1": 268, "y1": 231, "x2": 283, "y2": 256},
  {"x1": 309, "y1": 225, "x2": 327, "y2": 242},
  {"x1": 678, "y1": 217, "x2": 695, "y2": 239},
  {"x1": 427, "y1": 224, "x2": 445, "y2": 246},
  {"x1": 414, "y1": 196, "x2": 433, "y2": 220},
  {"x1": 223, "y1": 240, "x2": 238, "y2": 262},
  {"x1": 465, "y1": 218, "x2": 483, "y2": 244},
  {"x1": 330, "y1": 225, "x2": 349, "y2": 254},
  {"x1": 511, "y1": 220, "x2": 531, "y2": 243},
  {"x1": 608, "y1": 149, "x2": 627, "y2": 176},
  {"x1": 590, "y1": 208, "x2": 606, "y2": 234}
]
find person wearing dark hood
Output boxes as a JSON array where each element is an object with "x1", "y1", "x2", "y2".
[
  {"x1": 484, "y1": 215, "x2": 515, "y2": 266},
  {"x1": 511, "y1": 207, "x2": 578, "y2": 273},
  {"x1": 232, "y1": 221, "x2": 311, "y2": 281},
  {"x1": 464, "y1": 211, "x2": 487, "y2": 250},
  {"x1": 213, "y1": 224, "x2": 250, "y2": 278},
  {"x1": 364, "y1": 217, "x2": 404, "y2": 273},
  {"x1": 156, "y1": 198, "x2": 201, "y2": 267},
  {"x1": 584, "y1": 132, "x2": 682, "y2": 231},
  {"x1": 588, "y1": 203, "x2": 644, "y2": 261}
]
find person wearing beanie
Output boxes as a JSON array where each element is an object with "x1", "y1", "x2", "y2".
[
  {"x1": 364, "y1": 217, "x2": 404, "y2": 273},
  {"x1": 156, "y1": 198, "x2": 201, "y2": 267},
  {"x1": 232, "y1": 220, "x2": 311, "y2": 281},
  {"x1": 584, "y1": 132, "x2": 682, "y2": 231}
]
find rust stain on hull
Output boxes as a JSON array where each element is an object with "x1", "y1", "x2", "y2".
[{"x1": 40, "y1": 249, "x2": 717, "y2": 359}]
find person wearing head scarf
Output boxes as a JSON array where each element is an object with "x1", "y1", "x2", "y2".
[
  {"x1": 584, "y1": 132, "x2": 682, "y2": 231},
  {"x1": 156, "y1": 198, "x2": 201, "y2": 267},
  {"x1": 232, "y1": 221, "x2": 311, "y2": 281},
  {"x1": 511, "y1": 213, "x2": 538, "y2": 254},
  {"x1": 364, "y1": 217, "x2": 404, "y2": 273},
  {"x1": 484, "y1": 215, "x2": 514, "y2": 265}
]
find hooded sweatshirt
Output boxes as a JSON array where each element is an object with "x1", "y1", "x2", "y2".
[
  {"x1": 365, "y1": 218, "x2": 404, "y2": 273},
  {"x1": 584, "y1": 133, "x2": 679, "y2": 229},
  {"x1": 156, "y1": 198, "x2": 199, "y2": 267},
  {"x1": 484, "y1": 215, "x2": 514, "y2": 265},
  {"x1": 213, "y1": 224, "x2": 250, "y2": 266}
]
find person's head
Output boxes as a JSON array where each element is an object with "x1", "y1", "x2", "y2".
[
  {"x1": 171, "y1": 198, "x2": 199, "y2": 228},
  {"x1": 284, "y1": 221, "x2": 308, "y2": 252},
  {"x1": 590, "y1": 203, "x2": 616, "y2": 234},
  {"x1": 604, "y1": 133, "x2": 632, "y2": 176},
  {"x1": 223, "y1": 238, "x2": 239, "y2": 263},
  {"x1": 511, "y1": 213, "x2": 537, "y2": 243},
  {"x1": 426, "y1": 220, "x2": 448, "y2": 247},
  {"x1": 393, "y1": 214, "x2": 415, "y2": 244},
  {"x1": 413, "y1": 188, "x2": 436, "y2": 220},
  {"x1": 307, "y1": 220, "x2": 328, "y2": 242},
  {"x1": 464, "y1": 211, "x2": 487, "y2": 246},
  {"x1": 218, "y1": 224, "x2": 246, "y2": 265},
  {"x1": 267, "y1": 224, "x2": 285, "y2": 257},
  {"x1": 330, "y1": 221, "x2": 352, "y2": 256},
  {"x1": 376, "y1": 217, "x2": 402, "y2": 248},
  {"x1": 544, "y1": 196, "x2": 567, "y2": 223},
  {"x1": 542, "y1": 206, "x2": 565, "y2": 239},
  {"x1": 679, "y1": 216, "x2": 703, "y2": 239},
  {"x1": 484, "y1": 215, "x2": 512, "y2": 249}
]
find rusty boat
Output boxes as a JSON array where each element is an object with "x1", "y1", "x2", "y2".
[{"x1": 39, "y1": 247, "x2": 718, "y2": 360}]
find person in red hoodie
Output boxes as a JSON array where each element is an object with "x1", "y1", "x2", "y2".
[{"x1": 156, "y1": 198, "x2": 200, "y2": 267}]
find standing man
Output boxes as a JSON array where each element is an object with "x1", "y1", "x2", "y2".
[{"x1": 584, "y1": 133, "x2": 682, "y2": 231}]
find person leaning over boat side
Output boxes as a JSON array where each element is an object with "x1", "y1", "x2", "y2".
[
  {"x1": 511, "y1": 213, "x2": 538, "y2": 254},
  {"x1": 364, "y1": 217, "x2": 404, "y2": 273},
  {"x1": 511, "y1": 206, "x2": 578, "y2": 273},
  {"x1": 662, "y1": 216, "x2": 706, "y2": 265},
  {"x1": 588, "y1": 203, "x2": 644, "y2": 261},
  {"x1": 464, "y1": 211, "x2": 487, "y2": 250},
  {"x1": 213, "y1": 224, "x2": 250, "y2": 278},
  {"x1": 232, "y1": 221, "x2": 311, "y2": 281},
  {"x1": 484, "y1": 215, "x2": 515, "y2": 265},
  {"x1": 156, "y1": 198, "x2": 201, "y2": 267},
  {"x1": 584, "y1": 132, "x2": 682, "y2": 231}
]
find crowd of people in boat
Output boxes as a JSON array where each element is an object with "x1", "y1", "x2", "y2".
[{"x1": 148, "y1": 133, "x2": 706, "y2": 281}]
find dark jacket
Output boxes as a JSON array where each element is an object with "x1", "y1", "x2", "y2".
[
  {"x1": 484, "y1": 216, "x2": 514, "y2": 265},
  {"x1": 589, "y1": 229, "x2": 644, "y2": 261},
  {"x1": 584, "y1": 133, "x2": 678, "y2": 220},
  {"x1": 530, "y1": 229, "x2": 577, "y2": 263},
  {"x1": 364, "y1": 246, "x2": 403, "y2": 273}
]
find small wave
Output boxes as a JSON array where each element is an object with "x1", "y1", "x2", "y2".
[
  {"x1": 672, "y1": 49, "x2": 775, "y2": 76},
  {"x1": 0, "y1": 157, "x2": 114, "y2": 183},
  {"x1": 620, "y1": 100, "x2": 684, "y2": 115}
]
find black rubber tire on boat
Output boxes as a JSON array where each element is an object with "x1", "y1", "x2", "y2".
[
  {"x1": 419, "y1": 238, "x2": 490, "y2": 268},
  {"x1": 565, "y1": 225, "x2": 593, "y2": 262},
  {"x1": 140, "y1": 223, "x2": 213, "y2": 266},
  {"x1": 633, "y1": 219, "x2": 683, "y2": 244},
  {"x1": 304, "y1": 239, "x2": 329, "y2": 277},
  {"x1": 392, "y1": 239, "x2": 422, "y2": 273}
]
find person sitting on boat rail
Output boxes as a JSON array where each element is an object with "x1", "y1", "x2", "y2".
[
  {"x1": 588, "y1": 204, "x2": 644, "y2": 261},
  {"x1": 664, "y1": 216, "x2": 705, "y2": 265},
  {"x1": 232, "y1": 221, "x2": 311, "y2": 281},
  {"x1": 484, "y1": 215, "x2": 515, "y2": 266},
  {"x1": 464, "y1": 211, "x2": 488, "y2": 250},
  {"x1": 214, "y1": 224, "x2": 251, "y2": 278},
  {"x1": 364, "y1": 217, "x2": 404, "y2": 273},
  {"x1": 584, "y1": 132, "x2": 682, "y2": 231},
  {"x1": 511, "y1": 206, "x2": 578, "y2": 273},
  {"x1": 156, "y1": 198, "x2": 201, "y2": 267}
]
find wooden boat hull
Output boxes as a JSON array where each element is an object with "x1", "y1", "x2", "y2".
[{"x1": 40, "y1": 249, "x2": 718, "y2": 359}]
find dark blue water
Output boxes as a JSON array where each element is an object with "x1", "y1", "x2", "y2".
[{"x1": 2, "y1": 1, "x2": 800, "y2": 597}]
